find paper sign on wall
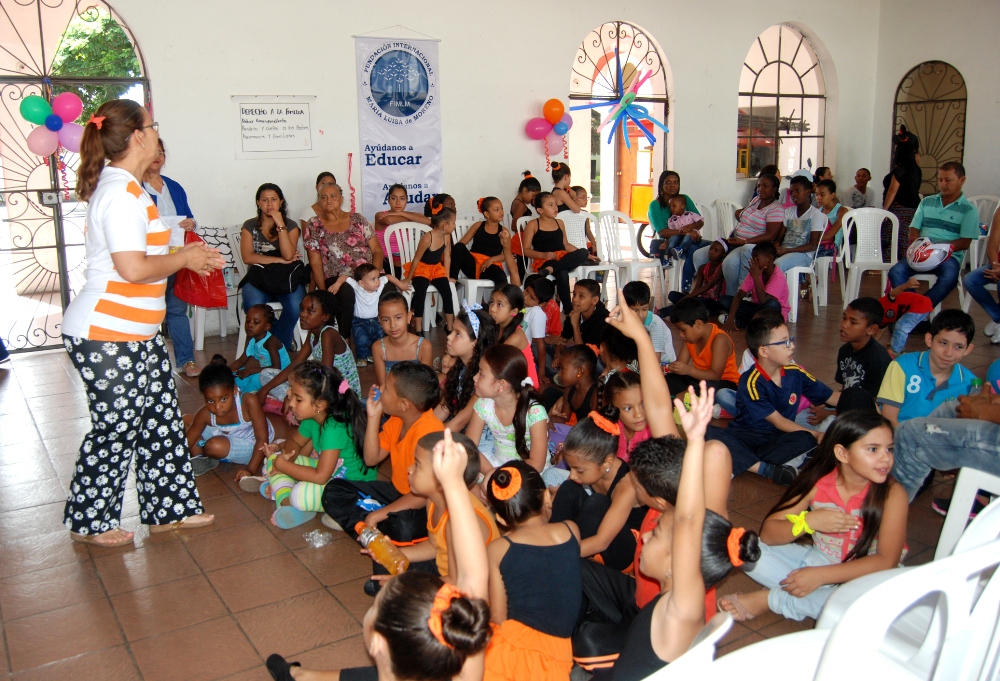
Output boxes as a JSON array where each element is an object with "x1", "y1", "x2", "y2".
[
  {"x1": 354, "y1": 37, "x2": 441, "y2": 217},
  {"x1": 232, "y1": 95, "x2": 318, "y2": 160}
]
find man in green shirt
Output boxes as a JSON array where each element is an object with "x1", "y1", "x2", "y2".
[{"x1": 887, "y1": 162, "x2": 979, "y2": 307}]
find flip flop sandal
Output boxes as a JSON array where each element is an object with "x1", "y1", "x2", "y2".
[
  {"x1": 70, "y1": 529, "x2": 134, "y2": 547},
  {"x1": 148, "y1": 513, "x2": 216, "y2": 533},
  {"x1": 265, "y1": 654, "x2": 300, "y2": 681},
  {"x1": 238, "y1": 475, "x2": 266, "y2": 493},
  {"x1": 717, "y1": 592, "x2": 756, "y2": 622}
]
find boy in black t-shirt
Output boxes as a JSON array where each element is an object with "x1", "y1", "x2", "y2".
[
  {"x1": 560, "y1": 279, "x2": 609, "y2": 346},
  {"x1": 802, "y1": 297, "x2": 891, "y2": 429}
]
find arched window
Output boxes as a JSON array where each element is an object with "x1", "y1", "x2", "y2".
[
  {"x1": 737, "y1": 24, "x2": 825, "y2": 178},
  {"x1": 893, "y1": 61, "x2": 966, "y2": 196},
  {"x1": 0, "y1": 0, "x2": 148, "y2": 351},
  {"x1": 568, "y1": 21, "x2": 669, "y2": 213}
]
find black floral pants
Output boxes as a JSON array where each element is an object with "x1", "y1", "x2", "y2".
[{"x1": 62, "y1": 334, "x2": 205, "y2": 534}]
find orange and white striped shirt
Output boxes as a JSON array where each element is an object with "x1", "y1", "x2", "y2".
[{"x1": 62, "y1": 167, "x2": 171, "y2": 342}]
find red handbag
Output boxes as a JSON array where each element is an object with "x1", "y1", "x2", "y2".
[{"x1": 173, "y1": 231, "x2": 228, "y2": 308}]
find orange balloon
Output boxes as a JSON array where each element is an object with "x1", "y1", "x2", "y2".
[{"x1": 542, "y1": 99, "x2": 565, "y2": 125}]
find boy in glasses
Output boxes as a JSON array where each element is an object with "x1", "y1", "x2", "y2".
[{"x1": 705, "y1": 312, "x2": 841, "y2": 485}]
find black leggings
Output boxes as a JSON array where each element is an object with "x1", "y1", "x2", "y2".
[
  {"x1": 450, "y1": 243, "x2": 508, "y2": 295},
  {"x1": 550, "y1": 480, "x2": 637, "y2": 571},
  {"x1": 540, "y1": 249, "x2": 594, "y2": 314},
  {"x1": 409, "y1": 276, "x2": 454, "y2": 317}
]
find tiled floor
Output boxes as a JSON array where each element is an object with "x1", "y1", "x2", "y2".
[{"x1": 0, "y1": 272, "x2": 994, "y2": 679}]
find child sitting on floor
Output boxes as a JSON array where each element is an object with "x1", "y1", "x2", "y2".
[
  {"x1": 597, "y1": 325, "x2": 638, "y2": 405},
  {"x1": 622, "y1": 281, "x2": 675, "y2": 365},
  {"x1": 263, "y1": 362, "x2": 373, "y2": 529},
  {"x1": 604, "y1": 371, "x2": 650, "y2": 463},
  {"x1": 436, "y1": 305, "x2": 499, "y2": 431},
  {"x1": 347, "y1": 262, "x2": 409, "y2": 367},
  {"x1": 372, "y1": 291, "x2": 433, "y2": 390},
  {"x1": 484, "y1": 461, "x2": 583, "y2": 681},
  {"x1": 489, "y1": 284, "x2": 539, "y2": 388},
  {"x1": 878, "y1": 278, "x2": 935, "y2": 357},
  {"x1": 722, "y1": 241, "x2": 790, "y2": 331},
  {"x1": 705, "y1": 312, "x2": 840, "y2": 485},
  {"x1": 666, "y1": 297, "x2": 740, "y2": 397},
  {"x1": 661, "y1": 238, "x2": 728, "y2": 320},
  {"x1": 230, "y1": 304, "x2": 290, "y2": 394},
  {"x1": 185, "y1": 355, "x2": 275, "y2": 480},
  {"x1": 719, "y1": 410, "x2": 907, "y2": 623},
  {"x1": 561, "y1": 279, "x2": 609, "y2": 347}
]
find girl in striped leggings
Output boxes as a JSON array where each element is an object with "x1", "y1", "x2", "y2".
[{"x1": 262, "y1": 361, "x2": 374, "y2": 529}]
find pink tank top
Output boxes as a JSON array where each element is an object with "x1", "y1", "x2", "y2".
[
  {"x1": 810, "y1": 470, "x2": 868, "y2": 562},
  {"x1": 617, "y1": 424, "x2": 651, "y2": 463}
]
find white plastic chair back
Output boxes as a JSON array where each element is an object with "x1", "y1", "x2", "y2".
[
  {"x1": 557, "y1": 210, "x2": 596, "y2": 250},
  {"x1": 843, "y1": 208, "x2": 898, "y2": 267},
  {"x1": 597, "y1": 211, "x2": 630, "y2": 263},
  {"x1": 452, "y1": 217, "x2": 476, "y2": 242},
  {"x1": 383, "y1": 222, "x2": 428, "y2": 279},
  {"x1": 937, "y1": 467, "x2": 1000, "y2": 559},
  {"x1": 814, "y1": 539, "x2": 1000, "y2": 681},
  {"x1": 514, "y1": 216, "x2": 533, "y2": 274},
  {"x1": 226, "y1": 223, "x2": 248, "y2": 278},
  {"x1": 642, "y1": 613, "x2": 732, "y2": 678},
  {"x1": 714, "y1": 199, "x2": 742, "y2": 239},
  {"x1": 694, "y1": 201, "x2": 713, "y2": 240},
  {"x1": 968, "y1": 195, "x2": 1000, "y2": 228}
]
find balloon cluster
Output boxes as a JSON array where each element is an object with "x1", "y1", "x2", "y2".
[
  {"x1": 19, "y1": 92, "x2": 85, "y2": 156},
  {"x1": 524, "y1": 98, "x2": 573, "y2": 171}
]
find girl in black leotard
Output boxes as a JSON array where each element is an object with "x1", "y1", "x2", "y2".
[
  {"x1": 407, "y1": 207, "x2": 456, "y2": 332},
  {"x1": 550, "y1": 162, "x2": 580, "y2": 214},
  {"x1": 522, "y1": 192, "x2": 596, "y2": 314},
  {"x1": 549, "y1": 412, "x2": 647, "y2": 571},
  {"x1": 451, "y1": 196, "x2": 520, "y2": 291}
]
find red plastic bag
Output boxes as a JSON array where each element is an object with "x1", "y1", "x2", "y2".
[{"x1": 173, "y1": 231, "x2": 228, "y2": 308}]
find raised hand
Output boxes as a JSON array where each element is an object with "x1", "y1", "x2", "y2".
[
  {"x1": 673, "y1": 381, "x2": 714, "y2": 440},
  {"x1": 432, "y1": 428, "x2": 468, "y2": 490},
  {"x1": 606, "y1": 291, "x2": 647, "y2": 341}
]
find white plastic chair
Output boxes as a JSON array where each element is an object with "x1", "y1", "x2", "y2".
[
  {"x1": 785, "y1": 239, "x2": 823, "y2": 323},
  {"x1": 694, "y1": 201, "x2": 714, "y2": 240},
  {"x1": 451, "y1": 218, "x2": 497, "y2": 306},
  {"x1": 598, "y1": 210, "x2": 666, "y2": 301},
  {"x1": 936, "y1": 467, "x2": 1000, "y2": 560},
  {"x1": 714, "y1": 199, "x2": 742, "y2": 239},
  {"x1": 384, "y1": 222, "x2": 459, "y2": 333},
  {"x1": 840, "y1": 208, "x2": 899, "y2": 307},
  {"x1": 706, "y1": 630, "x2": 829, "y2": 679},
  {"x1": 643, "y1": 612, "x2": 733, "y2": 679},
  {"x1": 557, "y1": 210, "x2": 611, "y2": 290}
]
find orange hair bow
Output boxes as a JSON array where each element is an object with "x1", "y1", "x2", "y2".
[
  {"x1": 524, "y1": 172, "x2": 533, "y2": 179},
  {"x1": 87, "y1": 114, "x2": 105, "y2": 130},
  {"x1": 429, "y1": 196, "x2": 443, "y2": 216},
  {"x1": 589, "y1": 411, "x2": 620, "y2": 436},
  {"x1": 427, "y1": 582, "x2": 464, "y2": 648},
  {"x1": 491, "y1": 467, "x2": 522, "y2": 501},
  {"x1": 585, "y1": 343, "x2": 600, "y2": 358},
  {"x1": 476, "y1": 197, "x2": 485, "y2": 213},
  {"x1": 551, "y1": 162, "x2": 563, "y2": 171},
  {"x1": 727, "y1": 527, "x2": 746, "y2": 567}
]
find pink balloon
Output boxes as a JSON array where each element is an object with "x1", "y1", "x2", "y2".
[
  {"x1": 560, "y1": 113, "x2": 574, "y2": 131},
  {"x1": 26, "y1": 126, "x2": 58, "y2": 156},
  {"x1": 525, "y1": 117, "x2": 552, "y2": 141},
  {"x1": 52, "y1": 92, "x2": 83, "y2": 123},
  {"x1": 545, "y1": 130, "x2": 564, "y2": 149},
  {"x1": 58, "y1": 122, "x2": 83, "y2": 153}
]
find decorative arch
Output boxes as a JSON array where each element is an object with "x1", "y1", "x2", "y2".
[
  {"x1": 893, "y1": 61, "x2": 966, "y2": 196},
  {"x1": 568, "y1": 21, "x2": 671, "y2": 213},
  {"x1": 736, "y1": 24, "x2": 826, "y2": 178},
  {"x1": 0, "y1": 0, "x2": 150, "y2": 351}
]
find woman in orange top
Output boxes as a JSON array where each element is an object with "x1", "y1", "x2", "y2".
[
  {"x1": 665, "y1": 297, "x2": 740, "y2": 397},
  {"x1": 61, "y1": 100, "x2": 224, "y2": 547}
]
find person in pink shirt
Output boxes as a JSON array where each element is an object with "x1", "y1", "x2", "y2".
[
  {"x1": 722, "y1": 242, "x2": 789, "y2": 331},
  {"x1": 604, "y1": 371, "x2": 651, "y2": 462}
]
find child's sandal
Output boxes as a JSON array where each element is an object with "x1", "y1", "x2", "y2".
[
  {"x1": 717, "y1": 593, "x2": 755, "y2": 622},
  {"x1": 148, "y1": 513, "x2": 215, "y2": 533}
]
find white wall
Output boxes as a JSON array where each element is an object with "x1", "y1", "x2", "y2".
[
  {"x1": 869, "y1": 0, "x2": 1000, "y2": 198},
  {"x1": 111, "y1": 0, "x2": 890, "y2": 228}
]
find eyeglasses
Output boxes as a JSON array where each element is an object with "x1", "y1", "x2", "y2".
[
  {"x1": 141, "y1": 122, "x2": 159, "y2": 132},
  {"x1": 765, "y1": 336, "x2": 795, "y2": 349}
]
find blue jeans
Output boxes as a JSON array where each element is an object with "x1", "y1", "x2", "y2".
[
  {"x1": 165, "y1": 274, "x2": 194, "y2": 366},
  {"x1": 744, "y1": 542, "x2": 840, "y2": 621},
  {"x1": 352, "y1": 316, "x2": 384, "y2": 361},
  {"x1": 775, "y1": 252, "x2": 814, "y2": 272},
  {"x1": 722, "y1": 245, "x2": 754, "y2": 296},
  {"x1": 241, "y1": 282, "x2": 306, "y2": 353},
  {"x1": 888, "y1": 256, "x2": 961, "y2": 307},
  {"x1": 963, "y1": 266, "x2": 1000, "y2": 323},
  {"x1": 893, "y1": 401, "x2": 1000, "y2": 502},
  {"x1": 890, "y1": 312, "x2": 929, "y2": 353},
  {"x1": 666, "y1": 235, "x2": 700, "y2": 290}
]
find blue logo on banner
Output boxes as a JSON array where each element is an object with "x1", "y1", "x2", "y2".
[{"x1": 370, "y1": 50, "x2": 429, "y2": 118}]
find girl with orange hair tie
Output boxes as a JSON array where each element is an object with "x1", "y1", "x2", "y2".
[
  {"x1": 484, "y1": 461, "x2": 582, "y2": 681},
  {"x1": 406, "y1": 206, "x2": 457, "y2": 333},
  {"x1": 548, "y1": 411, "x2": 648, "y2": 571},
  {"x1": 451, "y1": 196, "x2": 519, "y2": 291}
]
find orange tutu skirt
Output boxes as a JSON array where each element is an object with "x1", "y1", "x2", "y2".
[
  {"x1": 484, "y1": 619, "x2": 573, "y2": 681},
  {"x1": 405, "y1": 261, "x2": 447, "y2": 279},
  {"x1": 533, "y1": 250, "x2": 567, "y2": 272},
  {"x1": 471, "y1": 251, "x2": 493, "y2": 278}
]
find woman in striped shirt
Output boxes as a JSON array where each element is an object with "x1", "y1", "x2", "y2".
[{"x1": 61, "y1": 99, "x2": 225, "y2": 547}]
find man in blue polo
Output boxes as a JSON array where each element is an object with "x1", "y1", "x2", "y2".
[{"x1": 887, "y1": 162, "x2": 979, "y2": 306}]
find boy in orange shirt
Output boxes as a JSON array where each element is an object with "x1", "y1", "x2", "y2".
[{"x1": 666, "y1": 297, "x2": 740, "y2": 396}]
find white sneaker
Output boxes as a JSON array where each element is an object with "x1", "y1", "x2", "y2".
[
  {"x1": 985, "y1": 321, "x2": 998, "y2": 337},
  {"x1": 990, "y1": 326, "x2": 1000, "y2": 345},
  {"x1": 320, "y1": 514, "x2": 343, "y2": 532},
  {"x1": 718, "y1": 313, "x2": 728, "y2": 325}
]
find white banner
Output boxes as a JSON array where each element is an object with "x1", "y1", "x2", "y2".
[{"x1": 355, "y1": 37, "x2": 441, "y2": 217}]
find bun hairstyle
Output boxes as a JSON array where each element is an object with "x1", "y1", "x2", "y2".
[
  {"x1": 486, "y1": 460, "x2": 547, "y2": 528},
  {"x1": 424, "y1": 193, "x2": 454, "y2": 218},
  {"x1": 246, "y1": 303, "x2": 277, "y2": 328},
  {"x1": 254, "y1": 182, "x2": 289, "y2": 228},
  {"x1": 375, "y1": 571, "x2": 491, "y2": 680},
  {"x1": 493, "y1": 284, "x2": 524, "y2": 344},
  {"x1": 77, "y1": 99, "x2": 148, "y2": 201},
  {"x1": 561, "y1": 343, "x2": 598, "y2": 380},
  {"x1": 482, "y1": 344, "x2": 543, "y2": 460},
  {"x1": 290, "y1": 361, "x2": 368, "y2": 466},
  {"x1": 477, "y1": 196, "x2": 501, "y2": 215},
  {"x1": 702, "y1": 513, "x2": 761, "y2": 587},
  {"x1": 769, "y1": 410, "x2": 895, "y2": 562},
  {"x1": 602, "y1": 370, "x2": 642, "y2": 422},
  {"x1": 442, "y1": 309, "x2": 498, "y2": 420},
  {"x1": 518, "y1": 172, "x2": 541, "y2": 193},
  {"x1": 430, "y1": 206, "x2": 456, "y2": 229},
  {"x1": 551, "y1": 161, "x2": 571, "y2": 184},
  {"x1": 563, "y1": 413, "x2": 619, "y2": 464},
  {"x1": 199, "y1": 354, "x2": 235, "y2": 392},
  {"x1": 531, "y1": 191, "x2": 554, "y2": 210},
  {"x1": 304, "y1": 289, "x2": 337, "y2": 328}
]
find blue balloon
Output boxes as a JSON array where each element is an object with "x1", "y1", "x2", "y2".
[
  {"x1": 44, "y1": 113, "x2": 63, "y2": 132},
  {"x1": 553, "y1": 121, "x2": 569, "y2": 135}
]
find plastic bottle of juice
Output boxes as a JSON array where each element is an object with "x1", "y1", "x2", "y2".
[
  {"x1": 970, "y1": 378, "x2": 984, "y2": 396},
  {"x1": 355, "y1": 522, "x2": 410, "y2": 575}
]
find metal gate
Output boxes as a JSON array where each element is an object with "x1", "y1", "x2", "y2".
[{"x1": 0, "y1": 0, "x2": 148, "y2": 352}]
